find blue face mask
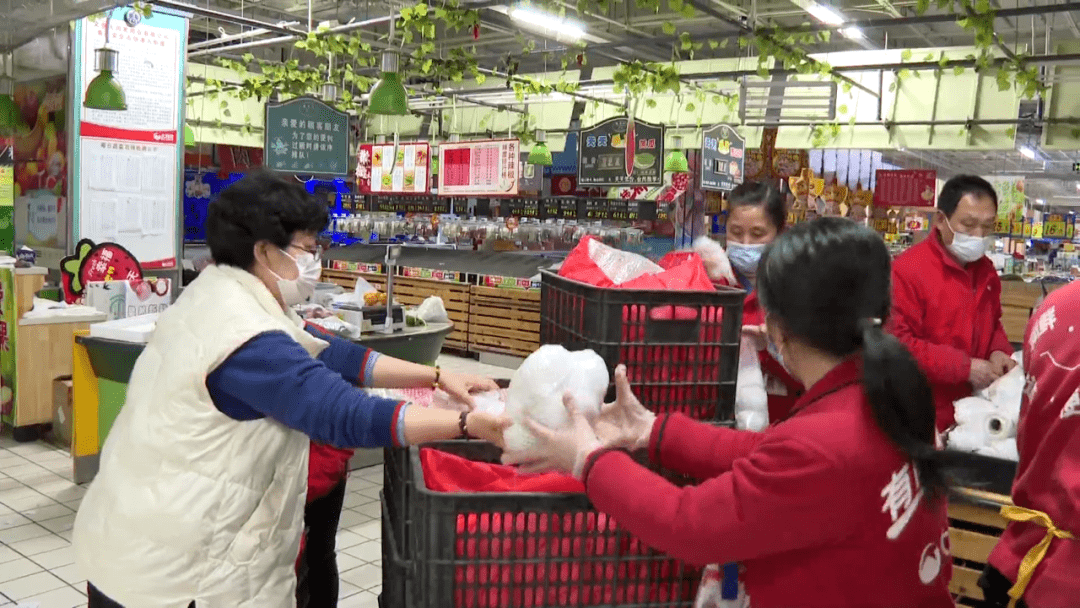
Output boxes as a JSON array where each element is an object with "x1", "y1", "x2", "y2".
[
  {"x1": 766, "y1": 337, "x2": 787, "y2": 371},
  {"x1": 727, "y1": 242, "x2": 766, "y2": 276}
]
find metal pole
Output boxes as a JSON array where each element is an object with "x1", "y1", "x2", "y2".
[
  {"x1": 187, "y1": 23, "x2": 298, "y2": 51},
  {"x1": 152, "y1": 0, "x2": 306, "y2": 36},
  {"x1": 187, "y1": 16, "x2": 393, "y2": 59}
]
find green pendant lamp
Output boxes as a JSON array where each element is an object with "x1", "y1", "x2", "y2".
[
  {"x1": 528, "y1": 130, "x2": 552, "y2": 166},
  {"x1": 664, "y1": 135, "x2": 689, "y2": 173},
  {"x1": 368, "y1": 52, "x2": 409, "y2": 116},
  {"x1": 84, "y1": 47, "x2": 127, "y2": 111}
]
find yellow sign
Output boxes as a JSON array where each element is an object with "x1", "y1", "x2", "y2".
[
  {"x1": 994, "y1": 218, "x2": 1009, "y2": 234},
  {"x1": 1064, "y1": 243, "x2": 1076, "y2": 252},
  {"x1": 0, "y1": 166, "x2": 11, "y2": 208},
  {"x1": 1011, "y1": 221, "x2": 1024, "y2": 236},
  {"x1": 1069, "y1": 223, "x2": 1076, "y2": 240},
  {"x1": 1031, "y1": 222, "x2": 1043, "y2": 239},
  {"x1": 873, "y1": 218, "x2": 889, "y2": 232},
  {"x1": 1044, "y1": 221, "x2": 1067, "y2": 239}
]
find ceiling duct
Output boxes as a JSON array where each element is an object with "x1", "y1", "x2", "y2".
[{"x1": 738, "y1": 78, "x2": 838, "y2": 125}]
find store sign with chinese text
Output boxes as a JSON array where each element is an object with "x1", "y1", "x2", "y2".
[
  {"x1": 437, "y1": 139, "x2": 519, "y2": 197},
  {"x1": 578, "y1": 117, "x2": 664, "y2": 187},
  {"x1": 700, "y1": 124, "x2": 745, "y2": 192},
  {"x1": 356, "y1": 142, "x2": 430, "y2": 195},
  {"x1": 873, "y1": 169, "x2": 937, "y2": 207},
  {"x1": 264, "y1": 97, "x2": 349, "y2": 175}
]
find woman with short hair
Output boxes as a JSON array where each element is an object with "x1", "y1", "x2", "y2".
[{"x1": 75, "y1": 169, "x2": 507, "y2": 608}]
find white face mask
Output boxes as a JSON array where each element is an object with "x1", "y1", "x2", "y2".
[
  {"x1": 269, "y1": 248, "x2": 321, "y2": 307},
  {"x1": 945, "y1": 219, "x2": 992, "y2": 263},
  {"x1": 727, "y1": 242, "x2": 766, "y2": 276}
]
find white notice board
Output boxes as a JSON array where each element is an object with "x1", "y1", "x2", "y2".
[{"x1": 71, "y1": 8, "x2": 186, "y2": 270}]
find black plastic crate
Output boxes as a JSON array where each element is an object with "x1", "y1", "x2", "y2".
[
  {"x1": 381, "y1": 441, "x2": 701, "y2": 608},
  {"x1": 540, "y1": 270, "x2": 745, "y2": 424}
]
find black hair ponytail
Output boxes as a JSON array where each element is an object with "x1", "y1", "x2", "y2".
[
  {"x1": 758, "y1": 218, "x2": 951, "y2": 500},
  {"x1": 860, "y1": 318, "x2": 949, "y2": 499}
]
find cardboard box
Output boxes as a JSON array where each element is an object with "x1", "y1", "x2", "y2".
[
  {"x1": 52, "y1": 377, "x2": 73, "y2": 450},
  {"x1": 85, "y1": 278, "x2": 172, "y2": 321}
]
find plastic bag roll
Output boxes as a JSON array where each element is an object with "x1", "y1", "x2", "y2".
[{"x1": 984, "y1": 415, "x2": 1016, "y2": 440}]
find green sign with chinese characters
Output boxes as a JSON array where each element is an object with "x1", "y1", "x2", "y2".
[{"x1": 264, "y1": 97, "x2": 350, "y2": 176}]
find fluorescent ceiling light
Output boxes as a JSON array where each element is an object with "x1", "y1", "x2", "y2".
[
  {"x1": 510, "y1": 6, "x2": 585, "y2": 40},
  {"x1": 804, "y1": 2, "x2": 845, "y2": 26},
  {"x1": 841, "y1": 26, "x2": 864, "y2": 39},
  {"x1": 1019, "y1": 146, "x2": 1036, "y2": 160},
  {"x1": 1037, "y1": 199, "x2": 1045, "y2": 205}
]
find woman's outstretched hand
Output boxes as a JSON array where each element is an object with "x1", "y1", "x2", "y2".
[
  {"x1": 594, "y1": 365, "x2": 656, "y2": 451},
  {"x1": 440, "y1": 372, "x2": 500, "y2": 408},
  {"x1": 501, "y1": 395, "x2": 603, "y2": 479},
  {"x1": 466, "y1": 412, "x2": 512, "y2": 448}
]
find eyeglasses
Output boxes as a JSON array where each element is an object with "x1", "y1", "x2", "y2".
[{"x1": 288, "y1": 243, "x2": 322, "y2": 262}]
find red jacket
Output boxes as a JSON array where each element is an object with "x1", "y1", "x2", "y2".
[
  {"x1": 889, "y1": 229, "x2": 1013, "y2": 431},
  {"x1": 583, "y1": 357, "x2": 953, "y2": 608},
  {"x1": 742, "y1": 291, "x2": 804, "y2": 423},
  {"x1": 988, "y1": 281, "x2": 1080, "y2": 607}
]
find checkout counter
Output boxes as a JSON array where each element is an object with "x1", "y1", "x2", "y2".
[{"x1": 0, "y1": 267, "x2": 106, "y2": 441}]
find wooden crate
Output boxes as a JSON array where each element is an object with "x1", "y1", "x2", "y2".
[
  {"x1": 948, "y1": 489, "x2": 1012, "y2": 606},
  {"x1": 999, "y1": 281, "x2": 1065, "y2": 343},
  {"x1": 468, "y1": 285, "x2": 540, "y2": 358},
  {"x1": 392, "y1": 276, "x2": 471, "y2": 350},
  {"x1": 321, "y1": 268, "x2": 386, "y2": 292}
]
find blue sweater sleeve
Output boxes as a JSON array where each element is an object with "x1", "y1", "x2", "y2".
[
  {"x1": 206, "y1": 331, "x2": 405, "y2": 449},
  {"x1": 303, "y1": 322, "x2": 381, "y2": 386}
]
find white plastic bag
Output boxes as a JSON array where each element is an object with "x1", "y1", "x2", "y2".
[
  {"x1": 980, "y1": 352, "x2": 1023, "y2": 421},
  {"x1": 431, "y1": 388, "x2": 508, "y2": 414},
  {"x1": 416, "y1": 296, "x2": 450, "y2": 324},
  {"x1": 693, "y1": 564, "x2": 749, "y2": 608},
  {"x1": 734, "y1": 336, "x2": 769, "y2": 432},
  {"x1": 692, "y1": 237, "x2": 737, "y2": 285},
  {"x1": 503, "y1": 345, "x2": 609, "y2": 452},
  {"x1": 586, "y1": 238, "x2": 663, "y2": 286}
]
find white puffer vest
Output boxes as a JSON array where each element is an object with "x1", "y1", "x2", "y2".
[{"x1": 73, "y1": 265, "x2": 329, "y2": 608}]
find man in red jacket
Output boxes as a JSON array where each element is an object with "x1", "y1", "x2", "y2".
[
  {"x1": 890, "y1": 175, "x2": 1015, "y2": 432},
  {"x1": 980, "y1": 281, "x2": 1080, "y2": 608}
]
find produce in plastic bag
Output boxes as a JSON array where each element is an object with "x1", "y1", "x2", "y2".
[
  {"x1": 691, "y1": 237, "x2": 737, "y2": 286},
  {"x1": 734, "y1": 335, "x2": 769, "y2": 432},
  {"x1": 431, "y1": 388, "x2": 508, "y2": 414},
  {"x1": 503, "y1": 345, "x2": 609, "y2": 452},
  {"x1": 416, "y1": 295, "x2": 450, "y2": 323}
]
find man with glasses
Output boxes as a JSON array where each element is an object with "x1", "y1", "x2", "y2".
[{"x1": 889, "y1": 175, "x2": 1015, "y2": 432}]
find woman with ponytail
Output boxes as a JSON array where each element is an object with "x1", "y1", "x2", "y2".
[{"x1": 503, "y1": 218, "x2": 955, "y2": 608}]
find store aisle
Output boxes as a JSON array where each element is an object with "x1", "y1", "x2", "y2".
[
  {"x1": 0, "y1": 353, "x2": 513, "y2": 607},
  {"x1": 0, "y1": 435, "x2": 387, "y2": 608}
]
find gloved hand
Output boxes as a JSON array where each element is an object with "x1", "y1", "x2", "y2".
[
  {"x1": 594, "y1": 365, "x2": 656, "y2": 451},
  {"x1": 501, "y1": 394, "x2": 603, "y2": 479}
]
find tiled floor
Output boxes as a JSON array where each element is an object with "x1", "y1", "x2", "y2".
[{"x1": 0, "y1": 354, "x2": 511, "y2": 608}]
